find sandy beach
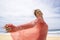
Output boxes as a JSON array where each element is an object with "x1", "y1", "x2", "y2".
[{"x1": 0, "y1": 33, "x2": 60, "y2": 40}]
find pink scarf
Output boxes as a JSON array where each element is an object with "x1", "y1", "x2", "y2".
[{"x1": 9, "y1": 17, "x2": 48, "y2": 40}]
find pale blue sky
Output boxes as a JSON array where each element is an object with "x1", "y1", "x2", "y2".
[{"x1": 0, "y1": 0, "x2": 60, "y2": 32}]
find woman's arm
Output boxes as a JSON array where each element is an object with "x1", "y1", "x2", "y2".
[
  {"x1": 17, "y1": 19, "x2": 37, "y2": 30},
  {"x1": 4, "y1": 19, "x2": 38, "y2": 32}
]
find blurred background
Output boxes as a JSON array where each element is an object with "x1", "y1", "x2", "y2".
[{"x1": 0, "y1": 0, "x2": 60, "y2": 34}]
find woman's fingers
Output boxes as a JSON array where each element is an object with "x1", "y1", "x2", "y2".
[
  {"x1": 4, "y1": 24, "x2": 17, "y2": 32},
  {"x1": 4, "y1": 24, "x2": 11, "y2": 32}
]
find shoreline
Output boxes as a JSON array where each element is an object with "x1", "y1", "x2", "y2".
[
  {"x1": 0, "y1": 33, "x2": 60, "y2": 40},
  {"x1": 0, "y1": 32, "x2": 60, "y2": 36}
]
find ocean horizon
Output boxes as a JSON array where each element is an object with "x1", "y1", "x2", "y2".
[
  {"x1": 0, "y1": 26, "x2": 60, "y2": 34},
  {"x1": 0, "y1": 30, "x2": 60, "y2": 36}
]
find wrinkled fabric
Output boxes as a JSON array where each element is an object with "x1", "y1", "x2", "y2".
[{"x1": 9, "y1": 17, "x2": 48, "y2": 40}]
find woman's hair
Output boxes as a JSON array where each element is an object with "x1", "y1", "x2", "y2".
[
  {"x1": 34, "y1": 9, "x2": 43, "y2": 16},
  {"x1": 34, "y1": 9, "x2": 37, "y2": 16}
]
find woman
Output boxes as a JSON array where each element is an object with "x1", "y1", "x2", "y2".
[{"x1": 4, "y1": 9, "x2": 48, "y2": 40}]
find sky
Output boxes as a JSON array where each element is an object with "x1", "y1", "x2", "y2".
[{"x1": 0, "y1": 0, "x2": 60, "y2": 32}]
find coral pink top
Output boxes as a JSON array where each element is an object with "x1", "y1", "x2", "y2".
[{"x1": 8, "y1": 17, "x2": 48, "y2": 40}]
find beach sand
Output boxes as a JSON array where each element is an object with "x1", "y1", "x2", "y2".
[
  {"x1": 0, "y1": 33, "x2": 60, "y2": 40},
  {"x1": 0, "y1": 33, "x2": 12, "y2": 40},
  {"x1": 47, "y1": 36, "x2": 60, "y2": 40}
]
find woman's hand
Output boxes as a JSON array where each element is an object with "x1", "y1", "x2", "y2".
[{"x1": 4, "y1": 24, "x2": 17, "y2": 32}]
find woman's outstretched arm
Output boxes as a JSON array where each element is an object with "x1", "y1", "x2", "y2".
[
  {"x1": 16, "y1": 19, "x2": 37, "y2": 30},
  {"x1": 4, "y1": 19, "x2": 37, "y2": 32}
]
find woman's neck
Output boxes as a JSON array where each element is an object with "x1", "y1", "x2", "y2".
[{"x1": 37, "y1": 16, "x2": 43, "y2": 19}]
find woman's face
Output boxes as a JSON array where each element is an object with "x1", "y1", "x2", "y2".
[{"x1": 35, "y1": 10, "x2": 43, "y2": 18}]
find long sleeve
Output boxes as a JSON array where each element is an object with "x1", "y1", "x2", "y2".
[{"x1": 16, "y1": 19, "x2": 37, "y2": 30}]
